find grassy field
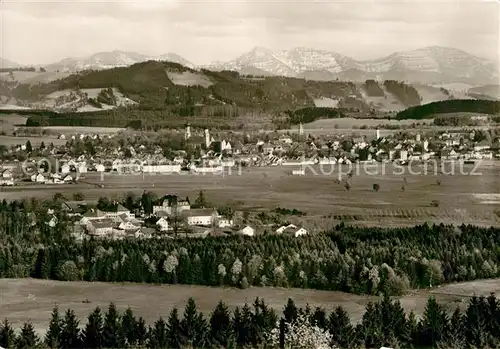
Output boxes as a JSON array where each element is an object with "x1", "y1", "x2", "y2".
[
  {"x1": 0, "y1": 135, "x2": 67, "y2": 147},
  {"x1": 2, "y1": 163, "x2": 499, "y2": 227},
  {"x1": 34, "y1": 126, "x2": 127, "y2": 134},
  {"x1": 1, "y1": 278, "x2": 496, "y2": 333}
]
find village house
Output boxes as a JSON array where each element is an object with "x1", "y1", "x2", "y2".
[
  {"x1": 238, "y1": 225, "x2": 255, "y2": 237},
  {"x1": 31, "y1": 173, "x2": 47, "y2": 183},
  {"x1": 85, "y1": 218, "x2": 114, "y2": 237},
  {"x1": 282, "y1": 226, "x2": 308, "y2": 237},
  {"x1": 80, "y1": 208, "x2": 107, "y2": 224},
  {"x1": 276, "y1": 224, "x2": 297, "y2": 234},
  {"x1": 182, "y1": 208, "x2": 218, "y2": 227},
  {"x1": 102, "y1": 204, "x2": 133, "y2": 219},
  {"x1": 0, "y1": 169, "x2": 14, "y2": 186},
  {"x1": 156, "y1": 217, "x2": 169, "y2": 231},
  {"x1": 153, "y1": 195, "x2": 191, "y2": 215},
  {"x1": 62, "y1": 201, "x2": 90, "y2": 216}
]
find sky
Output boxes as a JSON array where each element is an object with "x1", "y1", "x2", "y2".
[{"x1": 0, "y1": 0, "x2": 498, "y2": 66}]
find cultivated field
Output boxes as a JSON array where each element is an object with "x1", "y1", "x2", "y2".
[
  {"x1": 0, "y1": 71, "x2": 71, "y2": 84},
  {"x1": 0, "y1": 135, "x2": 67, "y2": 147},
  {"x1": 358, "y1": 85, "x2": 406, "y2": 113},
  {"x1": 292, "y1": 118, "x2": 498, "y2": 137},
  {"x1": 34, "y1": 126, "x2": 127, "y2": 134},
  {"x1": 1, "y1": 278, "x2": 497, "y2": 333},
  {"x1": 0, "y1": 113, "x2": 28, "y2": 134},
  {"x1": 2, "y1": 163, "x2": 499, "y2": 227},
  {"x1": 166, "y1": 71, "x2": 214, "y2": 88}
]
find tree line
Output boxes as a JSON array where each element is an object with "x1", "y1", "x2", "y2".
[
  {"x1": 396, "y1": 99, "x2": 500, "y2": 120},
  {"x1": 383, "y1": 80, "x2": 421, "y2": 107},
  {"x1": 1, "y1": 197, "x2": 500, "y2": 296},
  {"x1": 2, "y1": 293, "x2": 500, "y2": 348}
]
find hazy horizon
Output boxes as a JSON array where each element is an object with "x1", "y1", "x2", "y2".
[{"x1": 1, "y1": 0, "x2": 498, "y2": 66}]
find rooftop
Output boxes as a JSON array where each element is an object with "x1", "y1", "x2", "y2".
[{"x1": 182, "y1": 208, "x2": 216, "y2": 217}]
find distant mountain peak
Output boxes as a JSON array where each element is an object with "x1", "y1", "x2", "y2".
[
  {"x1": 208, "y1": 46, "x2": 497, "y2": 84},
  {"x1": 41, "y1": 51, "x2": 194, "y2": 72}
]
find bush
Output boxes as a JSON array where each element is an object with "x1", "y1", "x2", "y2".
[{"x1": 56, "y1": 261, "x2": 80, "y2": 281}]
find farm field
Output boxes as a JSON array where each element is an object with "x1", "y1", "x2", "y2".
[
  {"x1": 293, "y1": 118, "x2": 496, "y2": 137},
  {"x1": 1, "y1": 278, "x2": 497, "y2": 334},
  {"x1": 0, "y1": 71, "x2": 71, "y2": 84},
  {"x1": 32, "y1": 126, "x2": 127, "y2": 134},
  {"x1": 0, "y1": 135, "x2": 67, "y2": 147},
  {"x1": 2, "y1": 163, "x2": 500, "y2": 227}
]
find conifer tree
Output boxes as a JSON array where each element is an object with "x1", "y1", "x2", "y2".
[
  {"x1": 443, "y1": 306, "x2": 465, "y2": 349},
  {"x1": 232, "y1": 307, "x2": 242, "y2": 346},
  {"x1": 356, "y1": 302, "x2": 379, "y2": 349},
  {"x1": 102, "y1": 302, "x2": 121, "y2": 348},
  {"x1": 420, "y1": 296, "x2": 448, "y2": 347},
  {"x1": 166, "y1": 308, "x2": 182, "y2": 349},
  {"x1": 82, "y1": 307, "x2": 103, "y2": 349},
  {"x1": 179, "y1": 298, "x2": 208, "y2": 348},
  {"x1": 45, "y1": 306, "x2": 62, "y2": 349},
  {"x1": 330, "y1": 306, "x2": 356, "y2": 349},
  {"x1": 210, "y1": 301, "x2": 232, "y2": 348},
  {"x1": 235, "y1": 302, "x2": 253, "y2": 347},
  {"x1": 0, "y1": 319, "x2": 16, "y2": 349},
  {"x1": 283, "y1": 298, "x2": 298, "y2": 324},
  {"x1": 16, "y1": 322, "x2": 38, "y2": 349},
  {"x1": 312, "y1": 307, "x2": 328, "y2": 330},
  {"x1": 464, "y1": 295, "x2": 488, "y2": 348},
  {"x1": 60, "y1": 309, "x2": 81, "y2": 349},
  {"x1": 250, "y1": 298, "x2": 265, "y2": 346},
  {"x1": 406, "y1": 310, "x2": 420, "y2": 347},
  {"x1": 148, "y1": 317, "x2": 167, "y2": 349},
  {"x1": 121, "y1": 307, "x2": 137, "y2": 347},
  {"x1": 486, "y1": 293, "x2": 500, "y2": 342},
  {"x1": 136, "y1": 317, "x2": 148, "y2": 346},
  {"x1": 257, "y1": 298, "x2": 277, "y2": 336}
]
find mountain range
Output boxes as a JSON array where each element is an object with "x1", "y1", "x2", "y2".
[{"x1": 1, "y1": 46, "x2": 498, "y2": 84}]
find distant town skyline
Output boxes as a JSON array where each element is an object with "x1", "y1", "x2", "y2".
[{"x1": 1, "y1": 0, "x2": 498, "y2": 66}]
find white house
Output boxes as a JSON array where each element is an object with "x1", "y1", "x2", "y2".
[
  {"x1": 281, "y1": 225, "x2": 308, "y2": 237},
  {"x1": 183, "y1": 208, "x2": 218, "y2": 226},
  {"x1": 80, "y1": 209, "x2": 107, "y2": 224},
  {"x1": 102, "y1": 204, "x2": 133, "y2": 219},
  {"x1": 153, "y1": 196, "x2": 191, "y2": 215},
  {"x1": 156, "y1": 217, "x2": 169, "y2": 231},
  {"x1": 86, "y1": 219, "x2": 114, "y2": 237},
  {"x1": 238, "y1": 225, "x2": 255, "y2": 237},
  {"x1": 1, "y1": 169, "x2": 12, "y2": 179},
  {"x1": 31, "y1": 173, "x2": 46, "y2": 183},
  {"x1": 276, "y1": 224, "x2": 297, "y2": 234},
  {"x1": 118, "y1": 221, "x2": 141, "y2": 231}
]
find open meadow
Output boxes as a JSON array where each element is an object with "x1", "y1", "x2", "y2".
[
  {"x1": 0, "y1": 278, "x2": 496, "y2": 334},
  {"x1": 1, "y1": 163, "x2": 500, "y2": 227}
]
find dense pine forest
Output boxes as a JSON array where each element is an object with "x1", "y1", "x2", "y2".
[
  {"x1": 396, "y1": 99, "x2": 500, "y2": 120},
  {"x1": 1, "y1": 198, "x2": 500, "y2": 296},
  {"x1": 2, "y1": 294, "x2": 500, "y2": 348}
]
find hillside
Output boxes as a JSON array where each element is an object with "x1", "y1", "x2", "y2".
[
  {"x1": 396, "y1": 99, "x2": 500, "y2": 120},
  {"x1": 0, "y1": 59, "x2": 491, "y2": 129},
  {"x1": 4, "y1": 60, "x2": 367, "y2": 113}
]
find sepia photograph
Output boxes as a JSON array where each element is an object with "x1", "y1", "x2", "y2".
[{"x1": 0, "y1": 0, "x2": 499, "y2": 348}]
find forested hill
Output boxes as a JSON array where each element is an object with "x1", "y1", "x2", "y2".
[
  {"x1": 9, "y1": 60, "x2": 361, "y2": 112},
  {"x1": 396, "y1": 99, "x2": 500, "y2": 120}
]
